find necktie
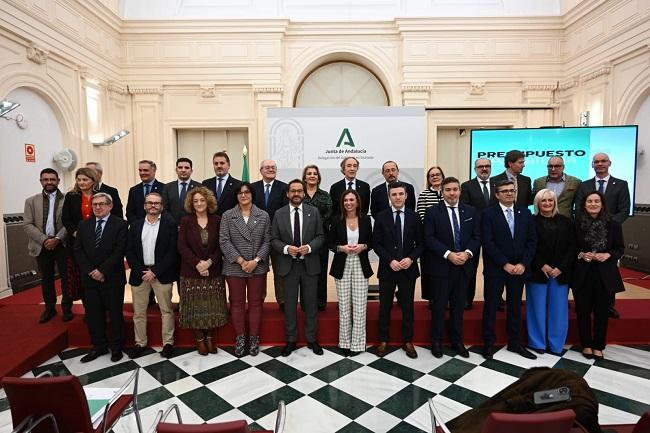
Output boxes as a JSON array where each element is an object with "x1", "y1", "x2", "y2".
[
  {"x1": 450, "y1": 206, "x2": 462, "y2": 252},
  {"x1": 144, "y1": 183, "x2": 151, "y2": 197},
  {"x1": 506, "y1": 208, "x2": 515, "y2": 238},
  {"x1": 347, "y1": 181, "x2": 353, "y2": 190},
  {"x1": 94, "y1": 219, "x2": 104, "y2": 248},
  {"x1": 598, "y1": 179, "x2": 605, "y2": 194},
  {"x1": 216, "y1": 177, "x2": 223, "y2": 199},
  {"x1": 179, "y1": 182, "x2": 188, "y2": 207},
  {"x1": 395, "y1": 209, "x2": 403, "y2": 258},
  {"x1": 512, "y1": 176, "x2": 519, "y2": 201},
  {"x1": 481, "y1": 180, "x2": 490, "y2": 205},
  {"x1": 293, "y1": 207, "x2": 301, "y2": 257},
  {"x1": 265, "y1": 183, "x2": 271, "y2": 207}
]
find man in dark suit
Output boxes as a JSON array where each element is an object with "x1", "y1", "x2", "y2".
[
  {"x1": 126, "y1": 192, "x2": 178, "y2": 359},
  {"x1": 162, "y1": 157, "x2": 202, "y2": 225},
  {"x1": 481, "y1": 179, "x2": 537, "y2": 360},
  {"x1": 574, "y1": 152, "x2": 630, "y2": 319},
  {"x1": 271, "y1": 179, "x2": 325, "y2": 356},
  {"x1": 202, "y1": 151, "x2": 242, "y2": 216},
  {"x1": 490, "y1": 150, "x2": 533, "y2": 207},
  {"x1": 126, "y1": 160, "x2": 165, "y2": 224},
  {"x1": 329, "y1": 157, "x2": 371, "y2": 217},
  {"x1": 424, "y1": 177, "x2": 481, "y2": 358},
  {"x1": 460, "y1": 157, "x2": 493, "y2": 310},
  {"x1": 370, "y1": 160, "x2": 416, "y2": 218},
  {"x1": 74, "y1": 192, "x2": 128, "y2": 363},
  {"x1": 251, "y1": 159, "x2": 288, "y2": 309},
  {"x1": 86, "y1": 162, "x2": 123, "y2": 218},
  {"x1": 373, "y1": 181, "x2": 424, "y2": 359}
]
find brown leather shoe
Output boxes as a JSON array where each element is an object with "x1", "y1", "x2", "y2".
[
  {"x1": 205, "y1": 336, "x2": 218, "y2": 354},
  {"x1": 402, "y1": 342, "x2": 418, "y2": 359},
  {"x1": 376, "y1": 342, "x2": 388, "y2": 357},
  {"x1": 196, "y1": 338, "x2": 208, "y2": 356}
]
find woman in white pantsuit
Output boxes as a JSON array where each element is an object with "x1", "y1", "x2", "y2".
[{"x1": 328, "y1": 190, "x2": 373, "y2": 356}]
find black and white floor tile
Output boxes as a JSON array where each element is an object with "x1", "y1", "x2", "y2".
[{"x1": 1, "y1": 344, "x2": 649, "y2": 433}]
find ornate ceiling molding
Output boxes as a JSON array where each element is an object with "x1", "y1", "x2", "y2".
[
  {"x1": 107, "y1": 80, "x2": 127, "y2": 95},
  {"x1": 401, "y1": 83, "x2": 433, "y2": 92},
  {"x1": 523, "y1": 82, "x2": 558, "y2": 91},
  {"x1": 253, "y1": 85, "x2": 284, "y2": 94},
  {"x1": 581, "y1": 64, "x2": 612, "y2": 83},
  {"x1": 26, "y1": 43, "x2": 49, "y2": 65},
  {"x1": 127, "y1": 86, "x2": 163, "y2": 95},
  {"x1": 559, "y1": 77, "x2": 579, "y2": 90}
]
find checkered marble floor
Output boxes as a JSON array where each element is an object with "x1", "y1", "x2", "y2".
[{"x1": 1, "y1": 344, "x2": 649, "y2": 433}]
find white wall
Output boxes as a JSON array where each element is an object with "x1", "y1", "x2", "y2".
[
  {"x1": 0, "y1": 87, "x2": 67, "y2": 214},
  {"x1": 634, "y1": 96, "x2": 650, "y2": 204}
]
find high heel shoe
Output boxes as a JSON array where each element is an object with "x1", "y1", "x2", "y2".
[
  {"x1": 592, "y1": 350, "x2": 604, "y2": 360},
  {"x1": 234, "y1": 334, "x2": 246, "y2": 357},
  {"x1": 249, "y1": 335, "x2": 260, "y2": 357}
]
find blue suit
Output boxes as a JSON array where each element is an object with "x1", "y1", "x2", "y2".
[
  {"x1": 373, "y1": 206, "x2": 423, "y2": 342},
  {"x1": 424, "y1": 201, "x2": 481, "y2": 345},
  {"x1": 481, "y1": 203, "x2": 537, "y2": 346}
]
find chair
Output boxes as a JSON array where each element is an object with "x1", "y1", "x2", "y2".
[
  {"x1": 2, "y1": 368, "x2": 143, "y2": 433},
  {"x1": 11, "y1": 414, "x2": 59, "y2": 433},
  {"x1": 601, "y1": 411, "x2": 650, "y2": 433},
  {"x1": 154, "y1": 400, "x2": 285, "y2": 433},
  {"x1": 482, "y1": 409, "x2": 576, "y2": 433}
]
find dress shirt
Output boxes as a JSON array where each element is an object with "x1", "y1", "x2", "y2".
[
  {"x1": 345, "y1": 178, "x2": 357, "y2": 190},
  {"x1": 283, "y1": 204, "x2": 311, "y2": 256},
  {"x1": 595, "y1": 175, "x2": 610, "y2": 192},
  {"x1": 391, "y1": 205, "x2": 405, "y2": 237},
  {"x1": 45, "y1": 191, "x2": 57, "y2": 236},
  {"x1": 141, "y1": 215, "x2": 161, "y2": 266},
  {"x1": 546, "y1": 174, "x2": 566, "y2": 198},
  {"x1": 143, "y1": 181, "x2": 155, "y2": 196},
  {"x1": 442, "y1": 200, "x2": 473, "y2": 259},
  {"x1": 95, "y1": 215, "x2": 109, "y2": 238},
  {"x1": 178, "y1": 179, "x2": 193, "y2": 195}
]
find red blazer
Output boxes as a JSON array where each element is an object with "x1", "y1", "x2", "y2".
[{"x1": 178, "y1": 213, "x2": 222, "y2": 278}]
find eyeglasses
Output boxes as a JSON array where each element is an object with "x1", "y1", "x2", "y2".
[
  {"x1": 475, "y1": 165, "x2": 491, "y2": 169},
  {"x1": 289, "y1": 189, "x2": 304, "y2": 194},
  {"x1": 547, "y1": 165, "x2": 564, "y2": 169},
  {"x1": 237, "y1": 191, "x2": 251, "y2": 196},
  {"x1": 145, "y1": 201, "x2": 162, "y2": 206},
  {"x1": 92, "y1": 202, "x2": 109, "y2": 207},
  {"x1": 497, "y1": 189, "x2": 516, "y2": 194}
]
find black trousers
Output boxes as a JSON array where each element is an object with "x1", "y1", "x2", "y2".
[
  {"x1": 483, "y1": 273, "x2": 525, "y2": 346},
  {"x1": 85, "y1": 284, "x2": 125, "y2": 352},
  {"x1": 432, "y1": 267, "x2": 467, "y2": 345},
  {"x1": 36, "y1": 244, "x2": 71, "y2": 312},
  {"x1": 574, "y1": 268, "x2": 610, "y2": 350},
  {"x1": 379, "y1": 271, "x2": 415, "y2": 342}
]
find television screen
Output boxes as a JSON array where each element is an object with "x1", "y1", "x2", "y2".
[{"x1": 470, "y1": 126, "x2": 638, "y2": 216}]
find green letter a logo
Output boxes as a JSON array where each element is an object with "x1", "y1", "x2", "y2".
[{"x1": 336, "y1": 128, "x2": 355, "y2": 147}]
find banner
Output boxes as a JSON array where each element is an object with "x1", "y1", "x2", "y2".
[{"x1": 267, "y1": 107, "x2": 426, "y2": 196}]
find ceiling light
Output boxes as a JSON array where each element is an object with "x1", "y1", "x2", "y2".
[
  {"x1": 92, "y1": 129, "x2": 130, "y2": 146},
  {"x1": 0, "y1": 100, "x2": 20, "y2": 118}
]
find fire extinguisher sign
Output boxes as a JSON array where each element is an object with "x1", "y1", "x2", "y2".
[{"x1": 25, "y1": 143, "x2": 35, "y2": 162}]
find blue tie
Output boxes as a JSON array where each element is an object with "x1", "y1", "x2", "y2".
[
  {"x1": 395, "y1": 210, "x2": 403, "y2": 259},
  {"x1": 598, "y1": 179, "x2": 605, "y2": 194},
  {"x1": 94, "y1": 219, "x2": 104, "y2": 248},
  {"x1": 264, "y1": 183, "x2": 271, "y2": 208},
  {"x1": 216, "y1": 177, "x2": 223, "y2": 200},
  {"x1": 179, "y1": 182, "x2": 188, "y2": 207},
  {"x1": 144, "y1": 183, "x2": 151, "y2": 197},
  {"x1": 450, "y1": 206, "x2": 462, "y2": 252},
  {"x1": 506, "y1": 208, "x2": 515, "y2": 238}
]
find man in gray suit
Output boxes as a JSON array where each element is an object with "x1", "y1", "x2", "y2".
[
  {"x1": 162, "y1": 157, "x2": 202, "y2": 225},
  {"x1": 24, "y1": 168, "x2": 73, "y2": 323},
  {"x1": 271, "y1": 179, "x2": 325, "y2": 356},
  {"x1": 532, "y1": 156, "x2": 581, "y2": 218}
]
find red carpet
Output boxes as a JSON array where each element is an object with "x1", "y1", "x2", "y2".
[{"x1": 620, "y1": 267, "x2": 650, "y2": 290}]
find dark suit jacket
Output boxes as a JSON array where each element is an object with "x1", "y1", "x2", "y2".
[
  {"x1": 329, "y1": 178, "x2": 371, "y2": 218},
  {"x1": 203, "y1": 175, "x2": 243, "y2": 216},
  {"x1": 271, "y1": 204, "x2": 324, "y2": 276},
  {"x1": 125, "y1": 214, "x2": 179, "y2": 286},
  {"x1": 372, "y1": 207, "x2": 423, "y2": 280},
  {"x1": 328, "y1": 214, "x2": 373, "y2": 279},
  {"x1": 574, "y1": 176, "x2": 630, "y2": 224},
  {"x1": 573, "y1": 218, "x2": 625, "y2": 294},
  {"x1": 481, "y1": 204, "x2": 537, "y2": 278},
  {"x1": 177, "y1": 214, "x2": 223, "y2": 278},
  {"x1": 98, "y1": 183, "x2": 124, "y2": 219},
  {"x1": 161, "y1": 179, "x2": 202, "y2": 224},
  {"x1": 529, "y1": 214, "x2": 576, "y2": 285},
  {"x1": 460, "y1": 177, "x2": 491, "y2": 213},
  {"x1": 491, "y1": 171, "x2": 533, "y2": 207},
  {"x1": 126, "y1": 180, "x2": 165, "y2": 223},
  {"x1": 423, "y1": 202, "x2": 481, "y2": 277},
  {"x1": 73, "y1": 215, "x2": 127, "y2": 289},
  {"x1": 370, "y1": 182, "x2": 416, "y2": 218},
  {"x1": 251, "y1": 179, "x2": 288, "y2": 222}
]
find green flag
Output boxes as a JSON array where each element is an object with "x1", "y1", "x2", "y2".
[{"x1": 242, "y1": 145, "x2": 250, "y2": 182}]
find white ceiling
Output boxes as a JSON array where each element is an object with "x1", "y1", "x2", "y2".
[{"x1": 120, "y1": 0, "x2": 574, "y2": 21}]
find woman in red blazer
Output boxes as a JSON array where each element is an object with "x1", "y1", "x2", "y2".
[
  {"x1": 178, "y1": 187, "x2": 227, "y2": 355},
  {"x1": 573, "y1": 191, "x2": 625, "y2": 361}
]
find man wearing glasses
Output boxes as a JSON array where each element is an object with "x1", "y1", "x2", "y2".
[
  {"x1": 532, "y1": 156, "x2": 581, "y2": 218},
  {"x1": 481, "y1": 180, "x2": 537, "y2": 360},
  {"x1": 74, "y1": 193, "x2": 128, "y2": 363},
  {"x1": 125, "y1": 192, "x2": 179, "y2": 359}
]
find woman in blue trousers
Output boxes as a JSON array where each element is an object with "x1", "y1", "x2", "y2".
[{"x1": 526, "y1": 189, "x2": 576, "y2": 355}]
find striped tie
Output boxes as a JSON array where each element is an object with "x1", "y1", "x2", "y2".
[{"x1": 95, "y1": 219, "x2": 104, "y2": 248}]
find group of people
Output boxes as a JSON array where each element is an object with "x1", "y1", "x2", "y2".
[{"x1": 23, "y1": 149, "x2": 629, "y2": 363}]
